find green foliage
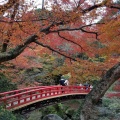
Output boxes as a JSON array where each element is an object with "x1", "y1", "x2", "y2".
[
  {"x1": 41, "y1": 103, "x2": 69, "y2": 119},
  {"x1": 92, "y1": 79, "x2": 100, "y2": 86},
  {"x1": 108, "y1": 98, "x2": 120, "y2": 113},
  {"x1": 99, "y1": 98, "x2": 120, "y2": 119},
  {"x1": 102, "y1": 98, "x2": 120, "y2": 112},
  {"x1": 41, "y1": 54, "x2": 65, "y2": 70},
  {"x1": 62, "y1": 73, "x2": 71, "y2": 80},
  {"x1": 98, "y1": 117, "x2": 110, "y2": 120},
  {"x1": 83, "y1": 75, "x2": 100, "y2": 86},
  {"x1": 22, "y1": 100, "x2": 84, "y2": 120},
  {"x1": 0, "y1": 73, "x2": 17, "y2": 92},
  {"x1": 106, "y1": 83, "x2": 115, "y2": 92},
  {"x1": 109, "y1": 102, "x2": 120, "y2": 110},
  {"x1": 72, "y1": 100, "x2": 84, "y2": 120},
  {"x1": 55, "y1": 57, "x2": 65, "y2": 66},
  {"x1": 27, "y1": 111, "x2": 42, "y2": 120},
  {"x1": 88, "y1": 56, "x2": 106, "y2": 63},
  {"x1": 0, "y1": 106, "x2": 17, "y2": 120},
  {"x1": 57, "y1": 42, "x2": 73, "y2": 54},
  {"x1": 50, "y1": 74, "x2": 62, "y2": 85},
  {"x1": 102, "y1": 98, "x2": 111, "y2": 107},
  {"x1": 41, "y1": 100, "x2": 84, "y2": 120},
  {"x1": 75, "y1": 52, "x2": 89, "y2": 60},
  {"x1": 32, "y1": 101, "x2": 81, "y2": 120},
  {"x1": 35, "y1": 54, "x2": 65, "y2": 85},
  {"x1": 91, "y1": 41, "x2": 105, "y2": 49},
  {"x1": 19, "y1": 53, "x2": 65, "y2": 85}
]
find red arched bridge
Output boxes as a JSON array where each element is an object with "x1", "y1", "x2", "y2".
[{"x1": 0, "y1": 85, "x2": 91, "y2": 114}]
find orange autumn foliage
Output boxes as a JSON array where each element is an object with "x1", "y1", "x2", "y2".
[{"x1": 0, "y1": 0, "x2": 120, "y2": 86}]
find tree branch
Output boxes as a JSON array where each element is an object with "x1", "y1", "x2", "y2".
[
  {"x1": 34, "y1": 40, "x2": 76, "y2": 61},
  {"x1": 58, "y1": 32, "x2": 85, "y2": 51},
  {"x1": 82, "y1": 0, "x2": 120, "y2": 14},
  {"x1": 0, "y1": 35, "x2": 37, "y2": 63},
  {"x1": 50, "y1": 23, "x2": 99, "y2": 38},
  {"x1": 108, "y1": 5, "x2": 120, "y2": 9},
  {"x1": 0, "y1": 0, "x2": 19, "y2": 15}
]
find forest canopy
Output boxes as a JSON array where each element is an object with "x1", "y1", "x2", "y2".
[
  {"x1": 0, "y1": 0, "x2": 119, "y2": 82},
  {"x1": 0, "y1": 0, "x2": 120, "y2": 119}
]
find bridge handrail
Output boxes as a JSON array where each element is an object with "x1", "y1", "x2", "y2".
[
  {"x1": 0, "y1": 86, "x2": 90, "y2": 99},
  {"x1": 0, "y1": 86, "x2": 50, "y2": 97},
  {"x1": 0, "y1": 85, "x2": 91, "y2": 110}
]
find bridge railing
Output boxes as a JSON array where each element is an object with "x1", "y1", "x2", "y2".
[
  {"x1": 0, "y1": 86, "x2": 91, "y2": 110},
  {"x1": 0, "y1": 86, "x2": 48, "y2": 97}
]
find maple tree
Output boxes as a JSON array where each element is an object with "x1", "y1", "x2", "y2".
[{"x1": 0, "y1": 0, "x2": 120, "y2": 119}]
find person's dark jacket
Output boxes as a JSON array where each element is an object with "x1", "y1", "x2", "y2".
[{"x1": 59, "y1": 79, "x2": 66, "y2": 86}]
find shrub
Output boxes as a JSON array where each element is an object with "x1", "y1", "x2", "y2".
[
  {"x1": 0, "y1": 106, "x2": 17, "y2": 120},
  {"x1": 0, "y1": 73, "x2": 17, "y2": 92},
  {"x1": 27, "y1": 110, "x2": 42, "y2": 120},
  {"x1": 102, "y1": 98, "x2": 112, "y2": 107}
]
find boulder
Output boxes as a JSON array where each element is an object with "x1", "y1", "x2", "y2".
[{"x1": 42, "y1": 114, "x2": 63, "y2": 120}]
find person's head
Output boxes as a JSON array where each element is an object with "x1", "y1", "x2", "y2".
[{"x1": 61, "y1": 76, "x2": 65, "y2": 79}]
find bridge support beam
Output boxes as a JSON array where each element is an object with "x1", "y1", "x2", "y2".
[{"x1": 13, "y1": 95, "x2": 86, "y2": 115}]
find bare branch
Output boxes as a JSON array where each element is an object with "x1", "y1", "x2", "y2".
[
  {"x1": 109, "y1": 5, "x2": 120, "y2": 9},
  {"x1": 34, "y1": 40, "x2": 76, "y2": 61},
  {"x1": 58, "y1": 32, "x2": 85, "y2": 51},
  {"x1": 50, "y1": 23, "x2": 99, "y2": 39},
  {"x1": 0, "y1": 35, "x2": 37, "y2": 63},
  {"x1": 83, "y1": 1, "x2": 120, "y2": 13}
]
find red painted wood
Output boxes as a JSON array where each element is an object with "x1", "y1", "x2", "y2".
[{"x1": 0, "y1": 86, "x2": 91, "y2": 110}]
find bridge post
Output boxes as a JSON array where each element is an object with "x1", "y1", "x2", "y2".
[
  {"x1": 18, "y1": 94, "x2": 21, "y2": 105},
  {"x1": 3, "y1": 98, "x2": 7, "y2": 108},
  {"x1": 0, "y1": 85, "x2": 90, "y2": 112}
]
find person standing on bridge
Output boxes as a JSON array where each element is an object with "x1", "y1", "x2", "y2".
[
  {"x1": 59, "y1": 76, "x2": 66, "y2": 86},
  {"x1": 64, "y1": 79, "x2": 69, "y2": 86},
  {"x1": 59, "y1": 76, "x2": 66, "y2": 93},
  {"x1": 83, "y1": 82, "x2": 90, "y2": 90}
]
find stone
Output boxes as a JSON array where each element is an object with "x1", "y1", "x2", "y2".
[{"x1": 42, "y1": 114, "x2": 63, "y2": 120}]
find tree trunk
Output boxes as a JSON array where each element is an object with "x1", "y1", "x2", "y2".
[{"x1": 80, "y1": 62, "x2": 120, "y2": 120}]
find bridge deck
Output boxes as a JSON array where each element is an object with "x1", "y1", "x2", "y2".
[{"x1": 0, "y1": 85, "x2": 91, "y2": 111}]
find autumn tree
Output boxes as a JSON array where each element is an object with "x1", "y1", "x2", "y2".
[{"x1": 0, "y1": 0, "x2": 120, "y2": 119}]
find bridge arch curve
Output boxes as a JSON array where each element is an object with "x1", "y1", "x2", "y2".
[{"x1": 0, "y1": 85, "x2": 91, "y2": 114}]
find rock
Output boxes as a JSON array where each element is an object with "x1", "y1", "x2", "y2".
[
  {"x1": 114, "y1": 113, "x2": 120, "y2": 120},
  {"x1": 42, "y1": 114, "x2": 63, "y2": 120}
]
